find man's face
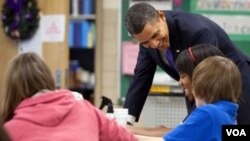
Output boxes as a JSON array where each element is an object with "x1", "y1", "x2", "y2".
[{"x1": 132, "y1": 15, "x2": 170, "y2": 49}]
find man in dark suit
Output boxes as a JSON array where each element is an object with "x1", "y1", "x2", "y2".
[{"x1": 124, "y1": 2, "x2": 250, "y2": 125}]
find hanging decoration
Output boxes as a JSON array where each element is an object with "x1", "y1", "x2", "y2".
[
  {"x1": 1, "y1": 0, "x2": 40, "y2": 40},
  {"x1": 173, "y1": 0, "x2": 183, "y2": 7}
]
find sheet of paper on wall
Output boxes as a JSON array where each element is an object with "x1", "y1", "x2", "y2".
[
  {"x1": 18, "y1": 22, "x2": 42, "y2": 57},
  {"x1": 41, "y1": 14, "x2": 65, "y2": 42},
  {"x1": 122, "y1": 41, "x2": 139, "y2": 75},
  {"x1": 129, "y1": 0, "x2": 172, "y2": 10},
  {"x1": 203, "y1": 14, "x2": 250, "y2": 35}
]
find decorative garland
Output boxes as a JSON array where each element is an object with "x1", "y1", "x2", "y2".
[{"x1": 1, "y1": 0, "x2": 40, "y2": 40}]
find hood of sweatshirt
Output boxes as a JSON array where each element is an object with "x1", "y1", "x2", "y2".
[{"x1": 12, "y1": 90, "x2": 77, "y2": 127}]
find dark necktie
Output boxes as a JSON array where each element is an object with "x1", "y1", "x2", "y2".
[{"x1": 165, "y1": 48, "x2": 176, "y2": 71}]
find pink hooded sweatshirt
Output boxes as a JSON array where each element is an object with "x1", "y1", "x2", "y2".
[{"x1": 4, "y1": 90, "x2": 138, "y2": 141}]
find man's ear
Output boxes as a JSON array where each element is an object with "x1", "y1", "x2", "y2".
[{"x1": 157, "y1": 11, "x2": 165, "y2": 21}]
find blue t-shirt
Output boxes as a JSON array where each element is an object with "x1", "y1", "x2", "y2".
[{"x1": 163, "y1": 100, "x2": 238, "y2": 141}]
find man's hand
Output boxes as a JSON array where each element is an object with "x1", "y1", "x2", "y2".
[{"x1": 126, "y1": 124, "x2": 172, "y2": 137}]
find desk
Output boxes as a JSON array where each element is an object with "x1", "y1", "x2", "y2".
[{"x1": 135, "y1": 135, "x2": 163, "y2": 141}]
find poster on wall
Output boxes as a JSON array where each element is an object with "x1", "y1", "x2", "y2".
[
  {"x1": 41, "y1": 15, "x2": 66, "y2": 42},
  {"x1": 122, "y1": 41, "x2": 139, "y2": 75},
  {"x1": 193, "y1": 0, "x2": 250, "y2": 12},
  {"x1": 130, "y1": 0, "x2": 172, "y2": 10}
]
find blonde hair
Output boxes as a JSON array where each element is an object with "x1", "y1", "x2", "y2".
[
  {"x1": 0, "y1": 52, "x2": 56, "y2": 121},
  {"x1": 192, "y1": 56, "x2": 241, "y2": 103}
]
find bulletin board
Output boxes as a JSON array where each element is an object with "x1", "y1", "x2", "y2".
[{"x1": 190, "y1": 0, "x2": 250, "y2": 55}]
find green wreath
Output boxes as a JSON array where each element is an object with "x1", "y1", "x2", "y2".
[{"x1": 1, "y1": 0, "x2": 40, "y2": 40}]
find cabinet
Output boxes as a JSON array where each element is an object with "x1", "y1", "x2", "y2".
[{"x1": 68, "y1": 0, "x2": 96, "y2": 103}]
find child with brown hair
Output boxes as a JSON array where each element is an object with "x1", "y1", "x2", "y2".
[{"x1": 0, "y1": 52, "x2": 138, "y2": 141}]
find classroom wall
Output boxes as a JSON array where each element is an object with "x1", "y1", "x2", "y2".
[
  {"x1": 0, "y1": 0, "x2": 17, "y2": 88},
  {"x1": 0, "y1": 0, "x2": 69, "y2": 90},
  {"x1": 38, "y1": 0, "x2": 69, "y2": 89},
  {"x1": 95, "y1": 0, "x2": 121, "y2": 107}
]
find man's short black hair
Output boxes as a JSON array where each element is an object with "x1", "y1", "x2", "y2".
[{"x1": 125, "y1": 2, "x2": 159, "y2": 35}]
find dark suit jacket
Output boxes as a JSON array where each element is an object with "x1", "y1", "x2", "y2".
[{"x1": 124, "y1": 10, "x2": 250, "y2": 124}]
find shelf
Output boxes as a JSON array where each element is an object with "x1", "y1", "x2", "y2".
[
  {"x1": 149, "y1": 92, "x2": 184, "y2": 97},
  {"x1": 70, "y1": 47, "x2": 94, "y2": 50},
  {"x1": 69, "y1": 0, "x2": 96, "y2": 104},
  {"x1": 69, "y1": 48, "x2": 95, "y2": 72},
  {"x1": 70, "y1": 14, "x2": 96, "y2": 21}
]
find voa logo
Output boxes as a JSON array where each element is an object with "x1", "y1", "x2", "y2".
[{"x1": 226, "y1": 129, "x2": 246, "y2": 136}]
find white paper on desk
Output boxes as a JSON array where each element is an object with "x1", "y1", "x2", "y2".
[
  {"x1": 41, "y1": 14, "x2": 65, "y2": 42},
  {"x1": 135, "y1": 135, "x2": 163, "y2": 141},
  {"x1": 18, "y1": 23, "x2": 42, "y2": 57}
]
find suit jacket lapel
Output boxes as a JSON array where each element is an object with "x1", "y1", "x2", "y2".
[
  {"x1": 147, "y1": 48, "x2": 179, "y2": 81},
  {"x1": 164, "y1": 11, "x2": 184, "y2": 61}
]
